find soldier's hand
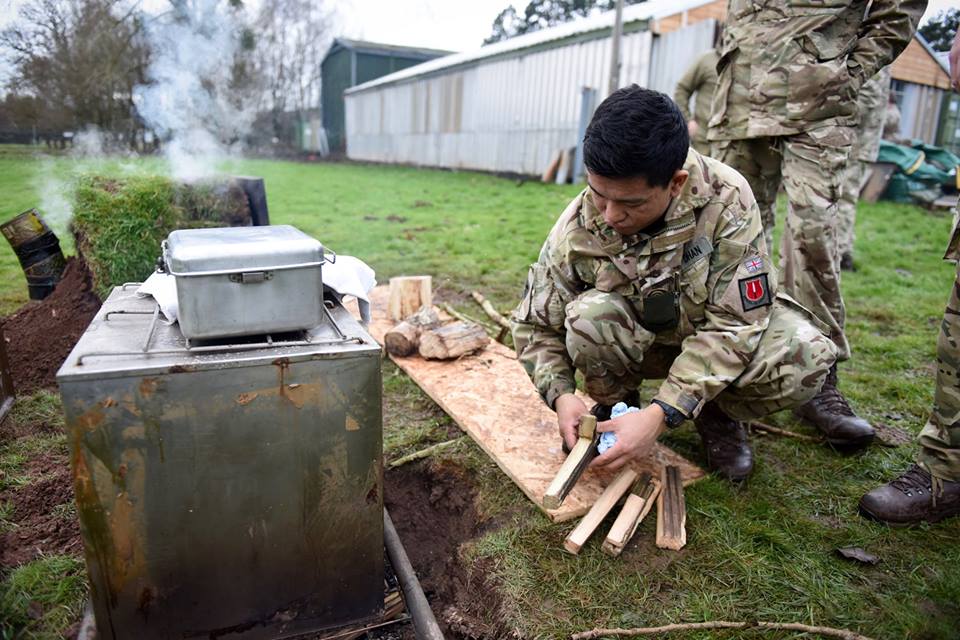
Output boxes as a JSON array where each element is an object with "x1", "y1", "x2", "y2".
[
  {"x1": 554, "y1": 393, "x2": 588, "y2": 451},
  {"x1": 590, "y1": 404, "x2": 667, "y2": 471},
  {"x1": 687, "y1": 120, "x2": 700, "y2": 138}
]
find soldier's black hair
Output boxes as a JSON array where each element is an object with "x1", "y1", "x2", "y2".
[{"x1": 583, "y1": 85, "x2": 689, "y2": 187}]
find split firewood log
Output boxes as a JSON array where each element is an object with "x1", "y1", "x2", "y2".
[
  {"x1": 418, "y1": 321, "x2": 489, "y2": 360},
  {"x1": 384, "y1": 306, "x2": 440, "y2": 357}
]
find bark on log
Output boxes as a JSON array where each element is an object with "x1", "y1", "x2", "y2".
[
  {"x1": 384, "y1": 320, "x2": 421, "y2": 356},
  {"x1": 418, "y1": 321, "x2": 489, "y2": 360},
  {"x1": 384, "y1": 306, "x2": 441, "y2": 357},
  {"x1": 388, "y1": 276, "x2": 432, "y2": 321}
]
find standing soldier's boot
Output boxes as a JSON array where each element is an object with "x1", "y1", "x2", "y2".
[
  {"x1": 793, "y1": 364, "x2": 874, "y2": 448},
  {"x1": 859, "y1": 465, "x2": 960, "y2": 525},
  {"x1": 694, "y1": 402, "x2": 753, "y2": 482}
]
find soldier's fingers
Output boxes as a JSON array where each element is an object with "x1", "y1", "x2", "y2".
[
  {"x1": 590, "y1": 443, "x2": 623, "y2": 468},
  {"x1": 596, "y1": 419, "x2": 617, "y2": 433}
]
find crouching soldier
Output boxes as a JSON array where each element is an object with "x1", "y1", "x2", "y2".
[{"x1": 511, "y1": 86, "x2": 837, "y2": 482}]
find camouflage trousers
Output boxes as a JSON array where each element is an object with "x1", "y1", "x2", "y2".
[
  {"x1": 564, "y1": 289, "x2": 837, "y2": 421},
  {"x1": 917, "y1": 258, "x2": 960, "y2": 481},
  {"x1": 713, "y1": 126, "x2": 854, "y2": 361},
  {"x1": 838, "y1": 158, "x2": 872, "y2": 257}
]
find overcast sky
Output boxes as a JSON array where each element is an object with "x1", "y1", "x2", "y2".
[{"x1": 0, "y1": 0, "x2": 956, "y2": 75}]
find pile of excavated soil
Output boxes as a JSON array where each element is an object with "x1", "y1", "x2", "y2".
[
  {"x1": 385, "y1": 462, "x2": 509, "y2": 639},
  {"x1": 1, "y1": 257, "x2": 101, "y2": 394}
]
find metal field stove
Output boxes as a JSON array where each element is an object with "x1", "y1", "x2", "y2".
[{"x1": 57, "y1": 280, "x2": 385, "y2": 639}]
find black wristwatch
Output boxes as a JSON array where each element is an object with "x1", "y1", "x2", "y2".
[{"x1": 651, "y1": 399, "x2": 686, "y2": 428}]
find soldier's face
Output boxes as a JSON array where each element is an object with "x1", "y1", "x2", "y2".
[{"x1": 587, "y1": 169, "x2": 689, "y2": 236}]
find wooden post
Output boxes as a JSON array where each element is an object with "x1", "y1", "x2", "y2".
[
  {"x1": 602, "y1": 473, "x2": 660, "y2": 557},
  {"x1": 544, "y1": 415, "x2": 599, "y2": 510},
  {"x1": 655, "y1": 465, "x2": 686, "y2": 550},
  {"x1": 388, "y1": 276, "x2": 432, "y2": 321},
  {"x1": 563, "y1": 467, "x2": 637, "y2": 554}
]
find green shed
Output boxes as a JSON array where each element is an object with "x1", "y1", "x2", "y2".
[{"x1": 321, "y1": 38, "x2": 451, "y2": 153}]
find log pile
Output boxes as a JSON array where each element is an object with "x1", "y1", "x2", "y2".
[{"x1": 383, "y1": 276, "x2": 490, "y2": 360}]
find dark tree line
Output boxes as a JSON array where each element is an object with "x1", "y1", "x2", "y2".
[
  {"x1": 484, "y1": 0, "x2": 647, "y2": 45},
  {"x1": 918, "y1": 8, "x2": 960, "y2": 52}
]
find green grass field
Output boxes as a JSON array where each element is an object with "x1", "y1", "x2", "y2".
[{"x1": 1, "y1": 144, "x2": 958, "y2": 639}]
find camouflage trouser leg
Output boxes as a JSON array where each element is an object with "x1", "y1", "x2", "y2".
[
  {"x1": 716, "y1": 300, "x2": 837, "y2": 420},
  {"x1": 779, "y1": 127, "x2": 854, "y2": 361},
  {"x1": 563, "y1": 289, "x2": 656, "y2": 404},
  {"x1": 837, "y1": 158, "x2": 865, "y2": 258},
  {"x1": 712, "y1": 138, "x2": 781, "y2": 253},
  {"x1": 564, "y1": 290, "x2": 836, "y2": 417},
  {"x1": 917, "y1": 260, "x2": 960, "y2": 482}
]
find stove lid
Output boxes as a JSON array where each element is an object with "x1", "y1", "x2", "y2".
[
  {"x1": 163, "y1": 225, "x2": 324, "y2": 276},
  {"x1": 56, "y1": 285, "x2": 379, "y2": 382}
]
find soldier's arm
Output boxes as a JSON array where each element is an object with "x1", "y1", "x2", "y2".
[
  {"x1": 673, "y1": 57, "x2": 703, "y2": 121},
  {"x1": 511, "y1": 240, "x2": 580, "y2": 410},
  {"x1": 652, "y1": 197, "x2": 772, "y2": 419},
  {"x1": 847, "y1": 0, "x2": 926, "y2": 83}
]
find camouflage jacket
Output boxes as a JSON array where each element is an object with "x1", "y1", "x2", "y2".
[
  {"x1": 854, "y1": 66, "x2": 892, "y2": 162},
  {"x1": 674, "y1": 49, "x2": 720, "y2": 148},
  {"x1": 512, "y1": 149, "x2": 779, "y2": 418},
  {"x1": 708, "y1": 0, "x2": 925, "y2": 140}
]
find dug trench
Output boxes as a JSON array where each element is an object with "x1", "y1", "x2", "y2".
[{"x1": 385, "y1": 461, "x2": 512, "y2": 639}]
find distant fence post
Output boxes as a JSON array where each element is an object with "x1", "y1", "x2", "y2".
[{"x1": 573, "y1": 86, "x2": 597, "y2": 184}]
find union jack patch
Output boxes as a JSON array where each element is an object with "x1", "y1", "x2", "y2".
[{"x1": 743, "y1": 256, "x2": 763, "y2": 273}]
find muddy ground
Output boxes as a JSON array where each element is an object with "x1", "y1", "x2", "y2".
[{"x1": 0, "y1": 260, "x2": 508, "y2": 639}]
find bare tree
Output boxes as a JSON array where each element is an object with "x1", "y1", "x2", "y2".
[
  {"x1": 0, "y1": 0, "x2": 149, "y2": 144},
  {"x1": 252, "y1": 0, "x2": 334, "y2": 144}
]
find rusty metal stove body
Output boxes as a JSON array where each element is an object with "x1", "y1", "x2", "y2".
[{"x1": 57, "y1": 285, "x2": 383, "y2": 639}]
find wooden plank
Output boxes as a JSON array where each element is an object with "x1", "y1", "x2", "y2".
[
  {"x1": 564, "y1": 467, "x2": 638, "y2": 555},
  {"x1": 656, "y1": 465, "x2": 686, "y2": 551},
  {"x1": 543, "y1": 433, "x2": 599, "y2": 510},
  {"x1": 860, "y1": 163, "x2": 896, "y2": 204},
  {"x1": 602, "y1": 473, "x2": 661, "y2": 557},
  {"x1": 365, "y1": 286, "x2": 705, "y2": 523}
]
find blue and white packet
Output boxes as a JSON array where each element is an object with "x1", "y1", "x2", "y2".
[{"x1": 597, "y1": 402, "x2": 641, "y2": 454}]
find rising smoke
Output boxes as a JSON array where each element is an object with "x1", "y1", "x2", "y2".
[{"x1": 133, "y1": 0, "x2": 256, "y2": 180}]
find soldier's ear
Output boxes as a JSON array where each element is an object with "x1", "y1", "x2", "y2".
[{"x1": 669, "y1": 170, "x2": 689, "y2": 197}]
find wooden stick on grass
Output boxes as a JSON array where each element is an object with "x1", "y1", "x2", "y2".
[
  {"x1": 470, "y1": 291, "x2": 512, "y2": 329},
  {"x1": 750, "y1": 421, "x2": 824, "y2": 443},
  {"x1": 388, "y1": 437, "x2": 466, "y2": 469},
  {"x1": 571, "y1": 621, "x2": 875, "y2": 640}
]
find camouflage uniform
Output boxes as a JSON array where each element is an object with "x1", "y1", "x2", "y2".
[
  {"x1": 674, "y1": 49, "x2": 720, "y2": 155},
  {"x1": 511, "y1": 149, "x2": 837, "y2": 422},
  {"x1": 918, "y1": 206, "x2": 960, "y2": 481},
  {"x1": 838, "y1": 67, "x2": 892, "y2": 258},
  {"x1": 708, "y1": 0, "x2": 925, "y2": 361}
]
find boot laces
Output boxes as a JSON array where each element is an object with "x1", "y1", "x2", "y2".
[
  {"x1": 889, "y1": 465, "x2": 933, "y2": 499},
  {"x1": 812, "y1": 383, "x2": 856, "y2": 417}
]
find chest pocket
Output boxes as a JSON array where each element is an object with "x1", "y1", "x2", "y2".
[{"x1": 679, "y1": 257, "x2": 710, "y2": 328}]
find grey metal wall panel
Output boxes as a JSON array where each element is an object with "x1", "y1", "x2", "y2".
[
  {"x1": 648, "y1": 19, "x2": 717, "y2": 96},
  {"x1": 346, "y1": 31, "x2": 653, "y2": 175}
]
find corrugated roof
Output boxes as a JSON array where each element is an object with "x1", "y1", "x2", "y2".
[
  {"x1": 345, "y1": 0, "x2": 715, "y2": 95},
  {"x1": 324, "y1": 38, "x2": 454, "y2": 63}
]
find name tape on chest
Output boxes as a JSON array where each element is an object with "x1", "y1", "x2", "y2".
[
  {"x1": 681, "y1": 237, "x2": 713, "y2": 270},
  {"x1": 738, "y1": 273, "x2": 772, "y2": 311}
]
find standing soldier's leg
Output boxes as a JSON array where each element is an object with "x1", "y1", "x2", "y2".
[
  {"x1": 779, "y1": 127, "x2": 875, "y2": 446},
  {"x1": 859, "y1": 259, "x2": 960, "y2": 524},
  {"x1": 837, "y1": 155, "x2": 863, "y2": 271},
  {"x1": 712, "y1": 138, "x2": 781, "y2": 252}
]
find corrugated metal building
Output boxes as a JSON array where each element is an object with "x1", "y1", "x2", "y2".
[
  {"x1": 321, "y1": 39, "x2": 452, "y2": 152},
  {"x1": 344, "y1": 0, "x2": 724, "y2": 176},
  {"x1": 890, "y1": 34, "x2": 959, "y2": 154}
]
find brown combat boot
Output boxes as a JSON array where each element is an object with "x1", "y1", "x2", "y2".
[
  {"x1": 694, "y1": 402, "x2": 753, "y2": 483},
  {"x1": 793, "y1": 364, "x2": 874, "y2": 449},
  {"x1": 859, "y1": 465, "x2": 960, "y2": 525}
]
